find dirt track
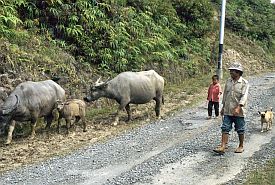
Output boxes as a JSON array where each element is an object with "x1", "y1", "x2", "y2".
[{"x1": 0, "y1": 72, "x2": 275, "y2": 185}]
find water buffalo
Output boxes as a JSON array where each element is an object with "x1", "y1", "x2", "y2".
[
  {"x1": 0, "y1": 80, "x2": 65, "y2": 144},
  {"x1": 53, "y1": 99, "x2": 87, "y2": 134},
  {"x1": 84, "y1": 70, "x2": 164, "y2": 125}
]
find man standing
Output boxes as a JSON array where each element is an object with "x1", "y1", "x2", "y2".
[{"x1": 213, "y1": 62, "x2": 249, "y2": 154}]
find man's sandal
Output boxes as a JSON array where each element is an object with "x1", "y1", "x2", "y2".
[
  {"x1": 216, "y1": 145, "x2": 228, "y2": 149},
  {"x1": 213, "y1": 147, "x2": 225, "y2": 154},
  {"x1": 234, "y1": 147, "x2": 244, "y2": 153}
]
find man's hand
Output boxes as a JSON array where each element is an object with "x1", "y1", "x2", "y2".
[
  {"x1": 220, "y1": 108, "x2": 224, "y2": 116},
  {"x1": 233, "y1": 105, "x2": 242, "y2": 116}
]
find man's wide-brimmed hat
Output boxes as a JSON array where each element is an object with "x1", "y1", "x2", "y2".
[{"x1": 228, "y1": 62, "x2": 243, "y2": 72}]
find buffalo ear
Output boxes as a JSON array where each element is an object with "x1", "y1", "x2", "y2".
[{"x1": 102, "y1": 82, "x2": 108, "y2": 88}]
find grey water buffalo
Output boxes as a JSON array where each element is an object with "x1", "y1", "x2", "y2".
[
  {"x1": 84, "y1": 70, "x2": 164, "y2": 125},
  {"x1": 0, "y1": 80, "x2": 65, "y2": 144}
]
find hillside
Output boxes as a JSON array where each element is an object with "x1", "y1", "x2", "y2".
[
  {"x1": 0, "y1": 0, "x2": 274, "y2": 117},
  {"x1": 0, "y1": 0, "x2": 275, "y2": 175}
]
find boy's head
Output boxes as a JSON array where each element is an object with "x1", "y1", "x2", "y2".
[{"x1": 212, "y1": 75, "x2": 219, "y2": 84}]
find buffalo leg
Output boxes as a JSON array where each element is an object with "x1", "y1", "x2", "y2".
[
  {"x1": 45, "y1": 114, "x2": 54, "y2": 130},
  {"x1": 154, "y1": 97, "x2": 161, "y2": 118},
  {"x1": 125, "y1": 104, "x2": 131, "y2": 122},
  {"x1": 30, "y1": 119, "x2": 37, "y2": 139},
  {"x1": 5, "y1": 120, "x2": 16, "y2": 145},
  {"x1": 71, "y1": 116, "x2": 81, "y2": 128},
  {"x1": 75, "y1": 116, "x2": 87, "y2": 132},
  {"x1": 113, "y1": 105, "x2": 125, "y2": 126},
  {"x1": 82, "y1": 117, "x2": 87, "y2": 132},
  {"x1": 113, "y1": 110, "x2": 120, "y2": 126},
  {"x1": 75, "y1": 116, "x2": 81, "y2": 123},
  {"x1": 57, "y1": 118, "x2": 62, "y2": 133},
  {"x1": 65, "y1": 119, "x2": 70, "y2": 134}
]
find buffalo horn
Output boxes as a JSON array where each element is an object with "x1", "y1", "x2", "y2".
[
  {"x1": 2, "y1": 95, "x2": 19, "y2": 115},
  {"x1": 95, "y1": 77, "x2": 102, "y2": 85}
]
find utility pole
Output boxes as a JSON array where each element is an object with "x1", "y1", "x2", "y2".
[{"x1": 217, "y1": 0, "x2": 226, "y2": 79}]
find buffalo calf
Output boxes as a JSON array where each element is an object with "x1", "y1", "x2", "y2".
[{"x1": 54, "y1": 99, "x2": 87, "y2": 134}]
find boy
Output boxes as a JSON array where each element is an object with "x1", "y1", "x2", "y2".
[{"x1": 207, "y1": 75, "x2": 222, "y2": 119}]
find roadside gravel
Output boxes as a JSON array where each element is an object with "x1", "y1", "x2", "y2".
[{"x1": 0, "y1": 73, "x2": 275, "y2": 185}]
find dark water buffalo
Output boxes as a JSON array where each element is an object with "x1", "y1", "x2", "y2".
[
  {"x1": 0, "y1": 80, "x2": 65, "y2": 144},
  {"x1": 84, "y1": 70, "x2": 164, "y2": 125}
]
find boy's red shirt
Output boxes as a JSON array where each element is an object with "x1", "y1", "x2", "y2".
[{"x1": 207, "y1": 83, "x2": 222, "y2": 102}]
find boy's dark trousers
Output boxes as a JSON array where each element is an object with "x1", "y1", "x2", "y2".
[{"x1": 208, "y1": 101, "x2": 219, "y2": 117}]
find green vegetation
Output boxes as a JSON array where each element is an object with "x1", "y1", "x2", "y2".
[
  {"x1": 0, "y1": 0, "x2": 215, "y2": 78},
  {"x1": 225, "y1": 0, "x2": 275, "y2": 51},
  {"x1": 1, "y1": 0, "x2": 274, "y2": 80},
  {"x1": 244, "y1": 158, "x2": 275, "y2": 185},
  {"x1": 86, "y1": 103, "x2": 116, "y2": 121}
]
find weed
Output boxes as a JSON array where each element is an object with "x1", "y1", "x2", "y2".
[{"x1": 244, "y1": 159, "x2": 275, "y2": 185}]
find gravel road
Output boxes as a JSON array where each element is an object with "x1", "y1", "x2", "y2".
[{"x1": 0, "y1": 73, "x2": 275, "y2": 185}]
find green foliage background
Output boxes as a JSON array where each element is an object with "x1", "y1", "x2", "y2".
[
  {"x1": 225, "y1": 0, "x2": 275, "y2": 50},
  {"x1": 0, "y1": 0, "x2": 214, "y2": 77},
  {"x1": 0, "y1": 0, "x2": 274, "y2": 83}
]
